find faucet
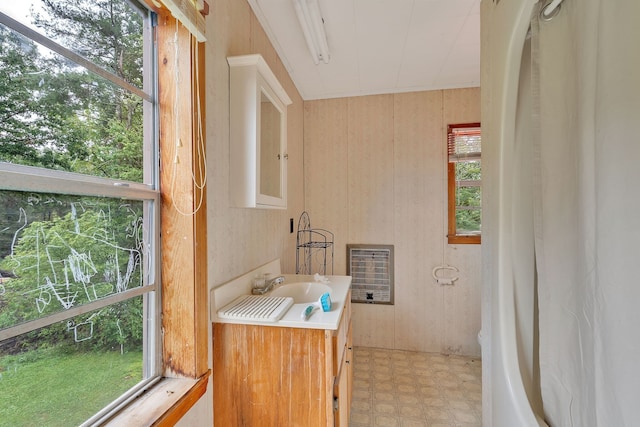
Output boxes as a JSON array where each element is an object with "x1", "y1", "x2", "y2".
[{"x1": 252, "y1": 275, "x2": 285, "y2": 295}]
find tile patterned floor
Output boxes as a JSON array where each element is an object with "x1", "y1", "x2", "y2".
[{"x1": 349, "y1": 347, "x2": 482, "y2": 427}]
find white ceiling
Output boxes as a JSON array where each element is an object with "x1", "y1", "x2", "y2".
[{"x1": 247, "y1": 0, "x2": 481, "y2": 100}]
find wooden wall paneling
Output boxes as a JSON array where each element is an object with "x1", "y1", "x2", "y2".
[
  {"x1": 392, "y1": 91, "x2": 445, "y2": 352},
  {"x1": 346, "y1": 94, "x2": 395, "y2": 244},
  {"x1": 207, "y1": 0, "x2": 305, "y2": 281},
  {"x1": 350, "y1": 304, "x2": 395, "y2": 349},
  {"x1": 443, "y1": 88, "x2": 481, "y2": 125},
  {"x1": 303, "y1": 99, "x2": 349, "y2": 275},
  {"x1": 281, "y1": 97, "x2": 304, "y2": 274},
  {"x1": 212, "y1": 0, "x2": 254, "y2": 276},
  {"x1": 303, "y1": 88, "x2": 481, "y2": 355},
  {"x1": 227, "y1": 0, "x2": 251, "y2": 55},
  {"x1": 442, "y1": 247, "x2": 482, "y2": 355},
  {"x1": 442, "y1": 87, "x2": 482, "y2": 356},
  {"x1": 208, "y1": 0, "x2": 238, "y2": 280},
  {"x1": 277, "y1": 58, "x2": 304, "y2": 275},
  {"x1": 250, "y1": 13, "x2": 278, "y2": 68}
]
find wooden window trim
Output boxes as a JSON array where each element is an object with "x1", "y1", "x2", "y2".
[
  {"x1": 447, "y1": 123, "x2": 481, "y2": 245},
  {"x1": 104, "y1": 372, "x2": 210, "y2": 426},
  {"x1": 107, "y1": 6, "x2": 209, "y2": 424},
  {"x1": 157, "y1": 9, "x2": 208, "y2": 381}
]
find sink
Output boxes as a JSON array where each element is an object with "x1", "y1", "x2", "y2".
[{"x1": 268, "y1": 282, "x2": 332, "y2": 304}]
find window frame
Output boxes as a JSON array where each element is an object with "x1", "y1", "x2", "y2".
[
  {"x1": 104, "y1": 5, "x2": 210, "y2": 423},
  {"x1": 0, "y1": 1, "x2": 209, "y2": 424},
  {"x1": 0, "y1": 1, "x2": 166, "y2": 423},
  {"x1": 95, "y1": 5, "x2": 210, "y2": 424},
  {"x1": 447, "y1": 122, "x2": 482, "y2": 245}
]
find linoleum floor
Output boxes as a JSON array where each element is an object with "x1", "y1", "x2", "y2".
[{"x1": 349, "y1": 347, "x2": 482, "y2": 427}]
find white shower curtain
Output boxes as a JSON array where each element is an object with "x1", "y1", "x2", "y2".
[{"x1": 532, "y1": 0, "x2": 640, "y2": 425}]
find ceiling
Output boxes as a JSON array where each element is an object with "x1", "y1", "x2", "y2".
[{"x1": 247, "y1": 0, "x2": 481, "y2": 101}]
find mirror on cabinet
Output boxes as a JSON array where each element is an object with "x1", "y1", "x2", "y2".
[
  {"x1": 260, "y1": 90, "x2": 281, "y2": 199},
  {"x1": 228, "y1": 54, "x2": 292, "y2": 209}
]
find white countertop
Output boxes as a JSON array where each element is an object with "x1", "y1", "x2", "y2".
[{"x1": 212, "y1": 274, "x2": 352, "y2": 330}]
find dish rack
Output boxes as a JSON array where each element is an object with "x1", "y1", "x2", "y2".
[
  {"x1": 295, "y1": 211, "x2": 334, "y2": 275},
  {"x1": 217, "y1": 295, "x2": 294, "y2": 322}
]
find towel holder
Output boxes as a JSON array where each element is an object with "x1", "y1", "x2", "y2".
[{"x1": 432, "y1": 265, "x2": 459, "y2": 286}]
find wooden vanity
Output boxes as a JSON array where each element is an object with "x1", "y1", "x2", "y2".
[{"x1": 211, "y1": 273, "x2": 352, "y2": 427}]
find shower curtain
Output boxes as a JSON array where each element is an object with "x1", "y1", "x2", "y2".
[{"x1": 532, "y1": 0, "x2": 640, "y2": 425}]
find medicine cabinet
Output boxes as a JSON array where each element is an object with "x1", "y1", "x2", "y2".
[{"x1": 228, "y1": 54, "x2": 292, "y2": 209}]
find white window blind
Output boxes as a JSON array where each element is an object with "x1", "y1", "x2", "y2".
[{"x1": 448, "y1": 126, "x2": 481, "y2": 162}]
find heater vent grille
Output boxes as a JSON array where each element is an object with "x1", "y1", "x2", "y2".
[{"x1": 347, "y1": 244, "x2": 394, "y2": 305}]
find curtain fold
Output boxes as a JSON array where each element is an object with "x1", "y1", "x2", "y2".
[{"x1": 532, "y1": 0, "x2": 640, "y2": 425}]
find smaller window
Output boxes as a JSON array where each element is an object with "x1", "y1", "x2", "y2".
[{"x1": 447, "y1": 123, "x2": 481, "y2": 244}]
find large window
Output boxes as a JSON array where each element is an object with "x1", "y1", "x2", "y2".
[
  {"x1": 0, "y1": 1, "x2": 159, "y2": 425},
  {"x1": 447, "y1": 123, "x2": 481, "y2": 244}
]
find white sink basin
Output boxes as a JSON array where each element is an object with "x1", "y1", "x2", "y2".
[{"x1": 268, "y1": 282, "x2": 332, "y2": 304}]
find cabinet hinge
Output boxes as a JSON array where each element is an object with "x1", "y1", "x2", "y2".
[{"x1": 333, "y1": 396, "x2": 339, "y2": 411}]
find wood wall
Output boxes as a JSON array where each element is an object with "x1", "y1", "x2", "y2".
[
  {"x1": 175, "y1": 0, "x2": 306, "y2": 424},
  {"x1": 205, "y1": 0, "x2": 304, "y2": 284},
  {"x1": 303, "y1": 88, "x2": 481, "y2": 356},
  {"x1": 177, "y1": 0, "x2": 482, "y2": 422}
]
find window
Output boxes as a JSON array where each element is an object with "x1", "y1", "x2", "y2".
[
  {"x1": 447, "y1": 123, "x2": 481, "y2": 244},
  {"x1": 0, "y1": 1, "x2": 161, "y2": 425}
]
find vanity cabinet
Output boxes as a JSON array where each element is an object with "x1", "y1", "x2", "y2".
[
  {"x1": 333, "y1": 299, "x2": 353, "y2": 427},
  {"x1": 228, "y1": 54, "x2": 292, "y2": 209},
  {"x1": 212, "y1": 295, "x2": 352, "y2": 426}
]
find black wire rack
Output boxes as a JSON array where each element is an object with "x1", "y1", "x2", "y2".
[{"x1": 295, "y1": 211, "x2": 334, "y2": 275}]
